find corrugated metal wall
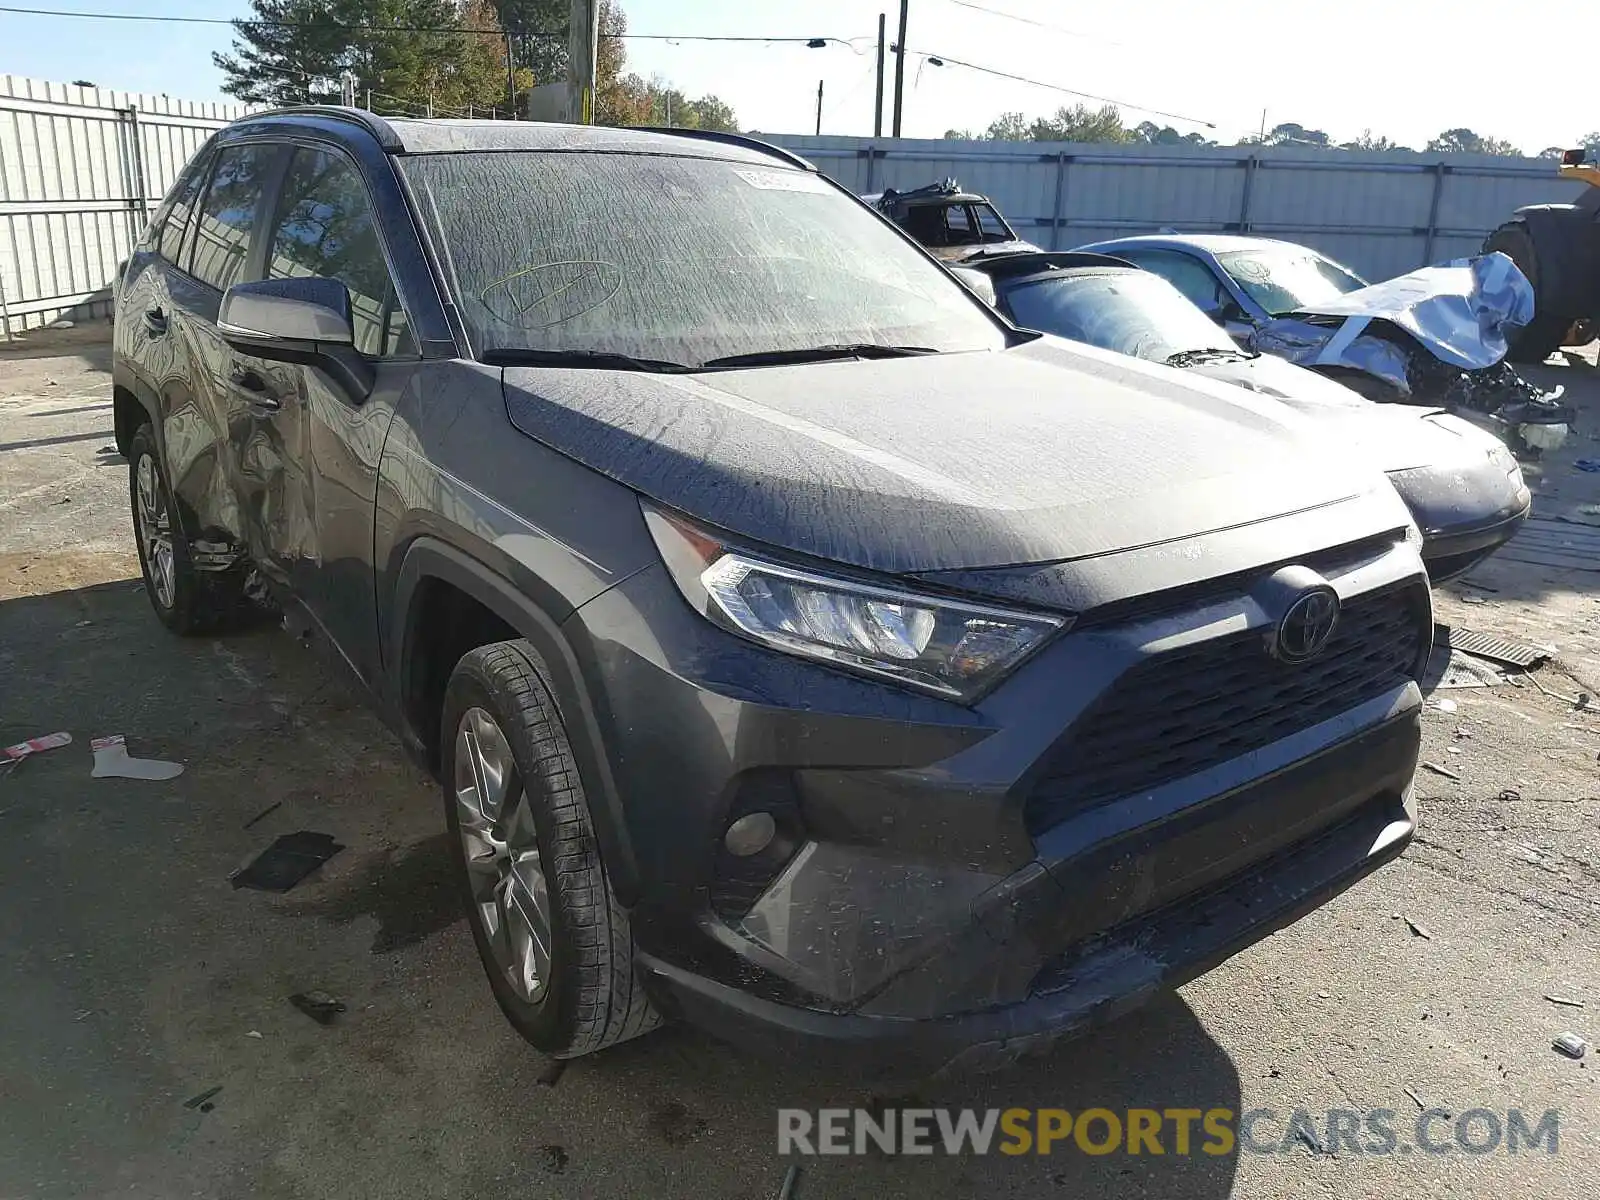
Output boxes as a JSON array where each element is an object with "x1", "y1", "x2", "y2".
[
  {"x1": 767, "y1": 134, "x2": 1592, "y2": 283},
  {"x1": 0, "y1": 74, "x2": 254, "y2": 336}
]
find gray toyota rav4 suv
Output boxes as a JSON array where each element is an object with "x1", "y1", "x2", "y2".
[{"x1": 112, "y1": 109, "x2": 1429, "y2": 1073}]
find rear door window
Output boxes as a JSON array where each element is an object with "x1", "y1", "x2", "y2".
[
  {"x1": 1120, "y1": 249, "x2": 1230, "y2": 315},
  {"x1": 188, "y1": 144, "x2": 275, "y2": 291},
  {"x1": 264, "y1": 147, "x2": 412, "y2": 357},
  {"x1": 155, "y1": 151, "x2": 211, "y2": 265}
]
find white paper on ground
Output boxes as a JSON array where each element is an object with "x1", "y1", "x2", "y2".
[{"x1": 89, "y1": 734, "x2": 184, "y2": 781}]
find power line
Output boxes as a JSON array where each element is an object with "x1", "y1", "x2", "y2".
[
  {"x1": 0, "y1": 5, "x2": 859, "y2": 44},
  {"x1": 913, "y1": 49, "x2": 1215, "y2": 129}
]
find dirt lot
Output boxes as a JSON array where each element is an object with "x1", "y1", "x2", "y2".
[{"x1": 2, "y1": 328, "x2": 1598, "y2": 1199}]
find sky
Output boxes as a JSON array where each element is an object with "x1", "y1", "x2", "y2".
[{"x1": 0, "y1": 0, "x2": 1594, "y2": 153}]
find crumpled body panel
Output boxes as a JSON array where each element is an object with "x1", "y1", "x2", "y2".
[{"x1": 1277, "y1": 252, "x2": 1533, "y2": 370}]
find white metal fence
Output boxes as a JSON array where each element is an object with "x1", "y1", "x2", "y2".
[
  {"x1": 0, "y1": 74, "x2": 254, "y2": 338},
  {"x1": 767, "y1": 134, "x2": 1593, "y2": 284},
  {"x1": 3, "y1": 77, "x2": 1593, "y2": 337}
]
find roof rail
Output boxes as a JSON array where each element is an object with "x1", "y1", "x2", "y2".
[
  {"x1": 626, "y1": 126, "x2": 815, "y2": 171},
  {"x1": 239, "y1": 105, "x2": 402, "y2": 151}
]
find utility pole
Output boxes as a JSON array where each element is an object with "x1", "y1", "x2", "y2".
[
  {"x1": 815, "y1": 80, "x2": 824, "y2": 135},
  {"x1": 891, "y1": 0, "x2": 908, "y2": 138},
  {"x1": 505, "y1": 32, "x2": 517, "y2": 120},
  {"x1": 568, "y1": 0, "x2": 600, "y2": 124},
  {"x1": 873, "y1": 12, "x2": 885, "y2": 137}
]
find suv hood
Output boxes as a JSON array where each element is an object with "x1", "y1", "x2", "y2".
[
  {"x1": 500, "y1": 336, "x2": 1383, "y2": 576},
  {"x1": 1183, "y1": 353, "x2": 1489, "y2": 473}
]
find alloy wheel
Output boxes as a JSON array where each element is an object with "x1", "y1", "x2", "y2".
[
  {"x1": 134, "y1": 453, "x2": 176, "y2": 610},
  {"x1": 454, "y1": 706, "x2": 553, "y2": 1003}
]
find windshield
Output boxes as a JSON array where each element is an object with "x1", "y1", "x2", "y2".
[
  {"x1": 1215, "y1": 247, "x2": 1366, "y2": 316},
  {"x1": 402, "y1": 152, "x2": 1005, "y2": 366},
  {"x1": 1000, "y1": 269, "x2": 1237, "y2": 361}
]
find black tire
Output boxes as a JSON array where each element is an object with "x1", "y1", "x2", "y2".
[
  {"x1": 127, "y1": 422, "x2": 248, "y2": 635},
  {"x1": 441, "y1": 639, "x2": 660, "y2": 1058},
  {"x1": 1485, "y1": 221, "x2": 1570, "y2": 363}
]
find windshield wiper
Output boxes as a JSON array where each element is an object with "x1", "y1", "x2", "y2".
[
  {"x1": 1164, "y1": 347, "x2": 1253, "y2": 367},
  {"x1": 481, "y1": 348, "x2": 694, "y2": 373},
  {"x1": 698, "y1": 344, "x2": 939, "y2": 370}
]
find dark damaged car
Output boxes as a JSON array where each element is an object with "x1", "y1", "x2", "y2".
[
  {"x1": 113, "y1": 111, "x2": 1431, "y2": 1073},
  {"x1": 955, "y1": 251, "x2": 1531, "y2": 583},
  {"x1": 1076, "y1": 233, "x2": 1573, "y2": 454}
]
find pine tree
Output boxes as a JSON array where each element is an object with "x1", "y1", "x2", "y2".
[{"x1": 215, "y1": 0, "x2": 509, "y2": 115}]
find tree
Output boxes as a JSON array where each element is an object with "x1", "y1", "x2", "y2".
[
  {"x1": 1340, "y1": 129, "x2": 1410, "y2": 153},
  {"x1": 491, "y1": 0, "x2": 563, "y2": 83},
  {"x1": 1538, "y1": 146, "x2": 1568, "y2": 159},
  {"x1": 1027, "y1": 103, "x2": 1130, "y2": 143},
  {"x1": 1131, "y1": 120, "x2": 1214, "y2": 147},
  {"x1": 215, "y1": 0, "x2": 510, "y2": 114},
  {"x1": 1581, "y1": 131, "x2": 1600, "y2": 151},
  {"x1": 1426, "y1": 128, "x2": 1522, "y2": 156},
  {"x1": 981, "y1": 112, "x2": 1031, "y2": 141}
]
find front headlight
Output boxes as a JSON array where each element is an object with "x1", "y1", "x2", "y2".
[{"x1": 643, "y1": 503, "x2": 1067, "y2": 702}]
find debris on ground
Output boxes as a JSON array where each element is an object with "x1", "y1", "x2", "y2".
[
  {"x1": 1403, "y1": 1085, "x2": 1426, "y2": 1110},
  {"x1": 2, "y1": 730, "x2": 72, "y2": 766},
  {"x1": 1574, "y1": 459, "x2": 1600, "y2": 472},
  {"x1": 540, "y1": 1145, "x2": 569, "y2": 1175},
  {"x1": 1435, "y1": 625, "x2": 1551, "y2": 670},
  {"x1": 1434, "y1": 698, "x2": 1459, "y2": 713},
  {"x1": 1500, "y1": 789, "x2": 1522, "y2": 801},
  {"x1": 1421, "y1": 761, "x2": 1462, "y2": 781},
  {"x1": 1405, "y1": 919, "x2": 1433, "y2": 940},
  {"x1": 1545, "y1": 995, "x2": 1585, "y2": 1009},
  {"x1": 778, "y1": 1163, "x2": 801, "y2": 1200},
  {"x1": 1424, "y1": 645, "x2": 1507, "y2": 690},
  {"x1": 1552, "y1": 1033, "x2": 1588, "y2": 1059},
  {"x1": 245, "y1": 1029, "x2": 264, "y2": 1038},
  {"x1": 242, "y1": 800, "x2": 283, "y2": 830},
  {"x1": 288, "y1": 990, "x2": 346, "y2": 1025},
  {"x1": 230, "y1": 831, "x2": 344, "y2": 892},
  {"x1": 89, "y1": 734, "x2": 183, "y2": 780},
  {"x1": 182, "y1": 1085, "x2": 222, "y2": 1111}
]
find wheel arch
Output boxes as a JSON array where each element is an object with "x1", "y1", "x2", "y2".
[{"x1": 389, "y1": 536, "x2": 640, "y2": 903}]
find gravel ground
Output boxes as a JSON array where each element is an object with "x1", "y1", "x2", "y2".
[{"x1": 1, "y1": 328, "x2": 1597, "y2": 1199}]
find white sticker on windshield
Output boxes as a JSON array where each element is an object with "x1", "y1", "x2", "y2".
[{"x1": 733, "y1": 168, "x2": 829, "y2": 193}]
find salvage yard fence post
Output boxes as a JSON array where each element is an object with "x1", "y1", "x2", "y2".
[
  {"x1": 772, "y1": 133, "x2": 1590, "y2": 284},
  {"x1": 0, "y1": 74, "x2": 257, "y2": 339}
]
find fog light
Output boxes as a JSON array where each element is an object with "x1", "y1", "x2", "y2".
[{"x1": 724, "y1": 812, "x2": 777, "y2": 858}]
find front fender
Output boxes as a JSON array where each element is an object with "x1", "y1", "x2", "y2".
[{"x1": 388, "y1": 537, "x2": 641, "y2": 904}]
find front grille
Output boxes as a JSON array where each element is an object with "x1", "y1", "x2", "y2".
[{"x1": 1023, "y1": 584, "x2": 1427, "y2": 836}]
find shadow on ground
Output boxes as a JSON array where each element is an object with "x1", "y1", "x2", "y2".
[{"x1": 0, "y1": 576, "x2": 1241, "y2": 1199}]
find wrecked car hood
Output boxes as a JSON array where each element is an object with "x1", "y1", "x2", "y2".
[
  {"x1": 1256, "y1": 252, "x2": 1533, "y2": 373},
  {"x1": 1182, "y1": 353, "x2": 1490, "y2": 473},
  {"x1": 501, "y1": 337, "x2": 1385, "y2": 576}
]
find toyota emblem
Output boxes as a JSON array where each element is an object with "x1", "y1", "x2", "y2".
[{"x1": 1275, "y1": 588, "x2": 1340, "y2": 662}]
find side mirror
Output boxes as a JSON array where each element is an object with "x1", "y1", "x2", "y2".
[{"x1": 219, "y1": 276, "x2": 372, "y2": 400}]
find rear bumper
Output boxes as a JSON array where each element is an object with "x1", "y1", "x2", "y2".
[{"x1": 636, "y1": 701, "x2": 1420, "y2": 1076}]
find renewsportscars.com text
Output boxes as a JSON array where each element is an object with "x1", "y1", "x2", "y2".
[{"x1": 777, "y1": 1107, "x2": 1560, "y2": 1157}]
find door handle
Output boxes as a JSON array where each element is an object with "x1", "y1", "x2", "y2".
[
  {"x1": 143, "y1": 306, "x2": 168, "y2": 336},
  {"x1": 229, "y1": 364, "x2": 282, "y2": 412}
]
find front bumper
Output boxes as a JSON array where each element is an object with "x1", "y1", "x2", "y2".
[
  {"x1": 566, "y1": 539, "x2": 1428, "y2": 1072},
  {"x1": 639, "y1": 714, "x2": 1417, "y2": 1075}
]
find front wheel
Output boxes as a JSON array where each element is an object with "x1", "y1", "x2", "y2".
[
  {"x1": 127, "y1": 422, "x2": 247, "y2": 634},
  {"x1": 441, "y1": 640, "x2": 661, "y2": 1058}
]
